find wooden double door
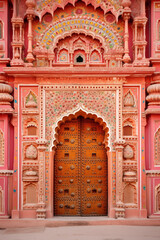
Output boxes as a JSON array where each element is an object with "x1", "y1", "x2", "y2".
[{"x1": 54, "y1": 117, "x2": 108, "y2": 216}]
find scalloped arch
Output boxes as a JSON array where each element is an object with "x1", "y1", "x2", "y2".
[
  {"x1": 51, "y1": 108, "x2": 110, "y2": 151},
  {"x1": 35, "y1": 0, "x2": 123, "y2": 21},
  {"x1": 53, "y1": 29, "x2": 106, "y2": 50},
  {"x1": 40, "y1": 16, "x2": 121, "y2": 50}
]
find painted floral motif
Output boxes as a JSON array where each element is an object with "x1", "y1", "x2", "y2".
[
  {"x1": 35, "y1": 0, "x2": 122, "y2": 18},
  {"x1": 59, "y1": 51, "x2": 68, "y2": 62},
  {"x1": 45, "y1": 89, "x2": 117, "y2": 149},
  {"x1": 32, "y1": 3, "x2": 124, "y2": 50}
]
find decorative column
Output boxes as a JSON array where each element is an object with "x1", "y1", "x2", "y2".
[
  {"x1": 36, "y1": 139, "x2": 48, "y2": 219},
  {"x1": 146, "y1": 74, "x2": 160, "y2": 114},
  {"x1": 11, "y1": 18, "x2": 24, "y2": 67},
  {"x1": 114, "y1": 139, "x2": 125, "y2": 218},
  {"x1": 0, "y1": 73, "x2": 14, "y2": 218},
  {"x1": 132, "y1": 0, "x2": 149, "y2": 67},
  {"x1": 0, "y1": 73, "x2": 13, "y2": 111},
  {"x1": 122, "y1": 0, "x2": 131, "y2": 64},
  {"x1": 25, "y1": 0, "x2": 35, "y2": 66}
]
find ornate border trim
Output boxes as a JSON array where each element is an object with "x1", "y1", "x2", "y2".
[
  {"x1": 146, "y1": 170, "x2": 160, "y2": 176},
  {"x1": 0, "y1": 170, "x2": 14, "y2": 176}
]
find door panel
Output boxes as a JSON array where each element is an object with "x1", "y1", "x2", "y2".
[
  {"x1": 54, "y1": 120, "x2": 80, "y2": 216},
  {"x1": 80, "y1": 118, "x2": 108, "y2": 216},
  {"x1": 54, "y1": 117, "x2": 107, "y2": 216}
]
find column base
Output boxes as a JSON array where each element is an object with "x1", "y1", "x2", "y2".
[
  {"x1": 11, "y1": 210, "x2": 20, "y2": 219},
  {"x1": 10, "y1": 59, "x2": 24, "y2": 67},
  {"x1": 115, "y1": 202, "x2": 125, "y2": 218},
  {"x1": 36, "y1": 208, "x2": 46, "y2": 219},
  {"x1": 36, "y1": 203, "x2": 46, "y2": 219},
  {"x1": 133, "y1": 59, "x2": 150, "y2": 67}
]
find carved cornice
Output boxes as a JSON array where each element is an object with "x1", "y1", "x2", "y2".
[
  {"x1": 145, "y1": 108, "x2": 160, "y2": 115},
  {"x1": 146, "y1": 170, "x2": 160, "y2": 176},
  {"x1": 3, "y1": 67, "x2": 155, "y2": 77},
  {"x1": 0, "y1": 108, "x2": 14, "y2": 114},
  {"x1": 122, "y1": 109, "x2": 138, "y2": 115},
  {"x1": 22, "y1": 109, "x2": 39, "y2": 115},
  {"x1": 0, "y1": 170, "x2": 14, "y2": 176}
]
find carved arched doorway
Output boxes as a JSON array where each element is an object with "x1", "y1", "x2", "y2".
[{"x1": 54, "y1": 116, "x2": 108, "y2": 216}]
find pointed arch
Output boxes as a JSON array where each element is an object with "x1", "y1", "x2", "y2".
[
  {"x1": 25, "y1": 91, "x2": 38, "y2": 108},
  {"x1": 124, "y1": 90, "x2": 136, "y2": 108}
]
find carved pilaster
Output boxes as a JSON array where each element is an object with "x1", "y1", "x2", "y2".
[
  {"x1": 26, "y1": 0, "x2": 36, "y2": 66},
  {"x1": 122, "y1": 1, "x2": 131, "y2": 64},
  {"x1": 10, "y1": 17, "x2": 24, "y2": 67},
  {"x1": 133, "y1": 16, "x2": 149, "y2": 67},
  {"x1": 36, "y1": 139, "x2": 48, "y2": 219},
  {"x1": 115, "y1": 139, "x2": 125, "y2": 218}
]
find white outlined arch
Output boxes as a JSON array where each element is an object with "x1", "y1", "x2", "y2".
[{"x1": 50, "y1": 104, "x2": 111, "y2": 151}]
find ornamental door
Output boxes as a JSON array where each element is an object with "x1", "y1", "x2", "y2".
[{"x1": 54, "y1": 117, "x2": 108, "y2": 216}]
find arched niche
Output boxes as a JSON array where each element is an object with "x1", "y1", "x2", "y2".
[
  {"x1": 23, "y1": 183, "x2": 38, "y2": 207},
  {"x1": 154, "y1": 128, "x2": 160, "y2": 165},
  {"x1": 0, "y1": 187, "x2": 3, "y2": 213},
  {"x1": 25, "y1": 91, "x2": 38, "y2": 108},
  {"x1": 124, "y1": 90, "x2": 136, "y2": 108},
  {"x1": 123, "y1": 184, "x2": 137, "y2": 204},
  {"x1": 0, "y1": 20, "x2": 3, "y2": 39},
  {"x1": 123, "y1": 118, "x2": 136, "y2": 136},
  {"x1": 90, "y1": 50, "x2": 101, "y2": 62},
  {"x1": 0, "y1": 129, "x2": 4, "y2": 166},
  {"x1": 23, "y1": 118, "x2": 38, "y2": 136},
  {"x1": 155, "y1": 184, "x2": 160, "y2": 212}
]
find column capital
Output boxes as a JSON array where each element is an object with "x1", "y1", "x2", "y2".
[
  {"x1": 123, "y1": 11, "x2": 131, "y2": 20},
  {"x1": 115, "y1": 139, "x2": 125, "y2": 149},
  {"x1": 36, "y1": 139, "x2": 48, "y2": 150}
]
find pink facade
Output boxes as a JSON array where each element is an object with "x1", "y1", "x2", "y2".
[{"x1": 0, "y1": 0, "x2": 160, "y2": 219}]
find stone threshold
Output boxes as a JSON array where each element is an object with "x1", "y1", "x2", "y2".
[{"x1": 0, "y1": 217, "x2": 160, "y2": 228}]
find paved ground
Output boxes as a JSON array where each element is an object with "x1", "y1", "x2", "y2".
[{"x1": 0, "y1": 225, "x2": 160, "y2": 240}]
